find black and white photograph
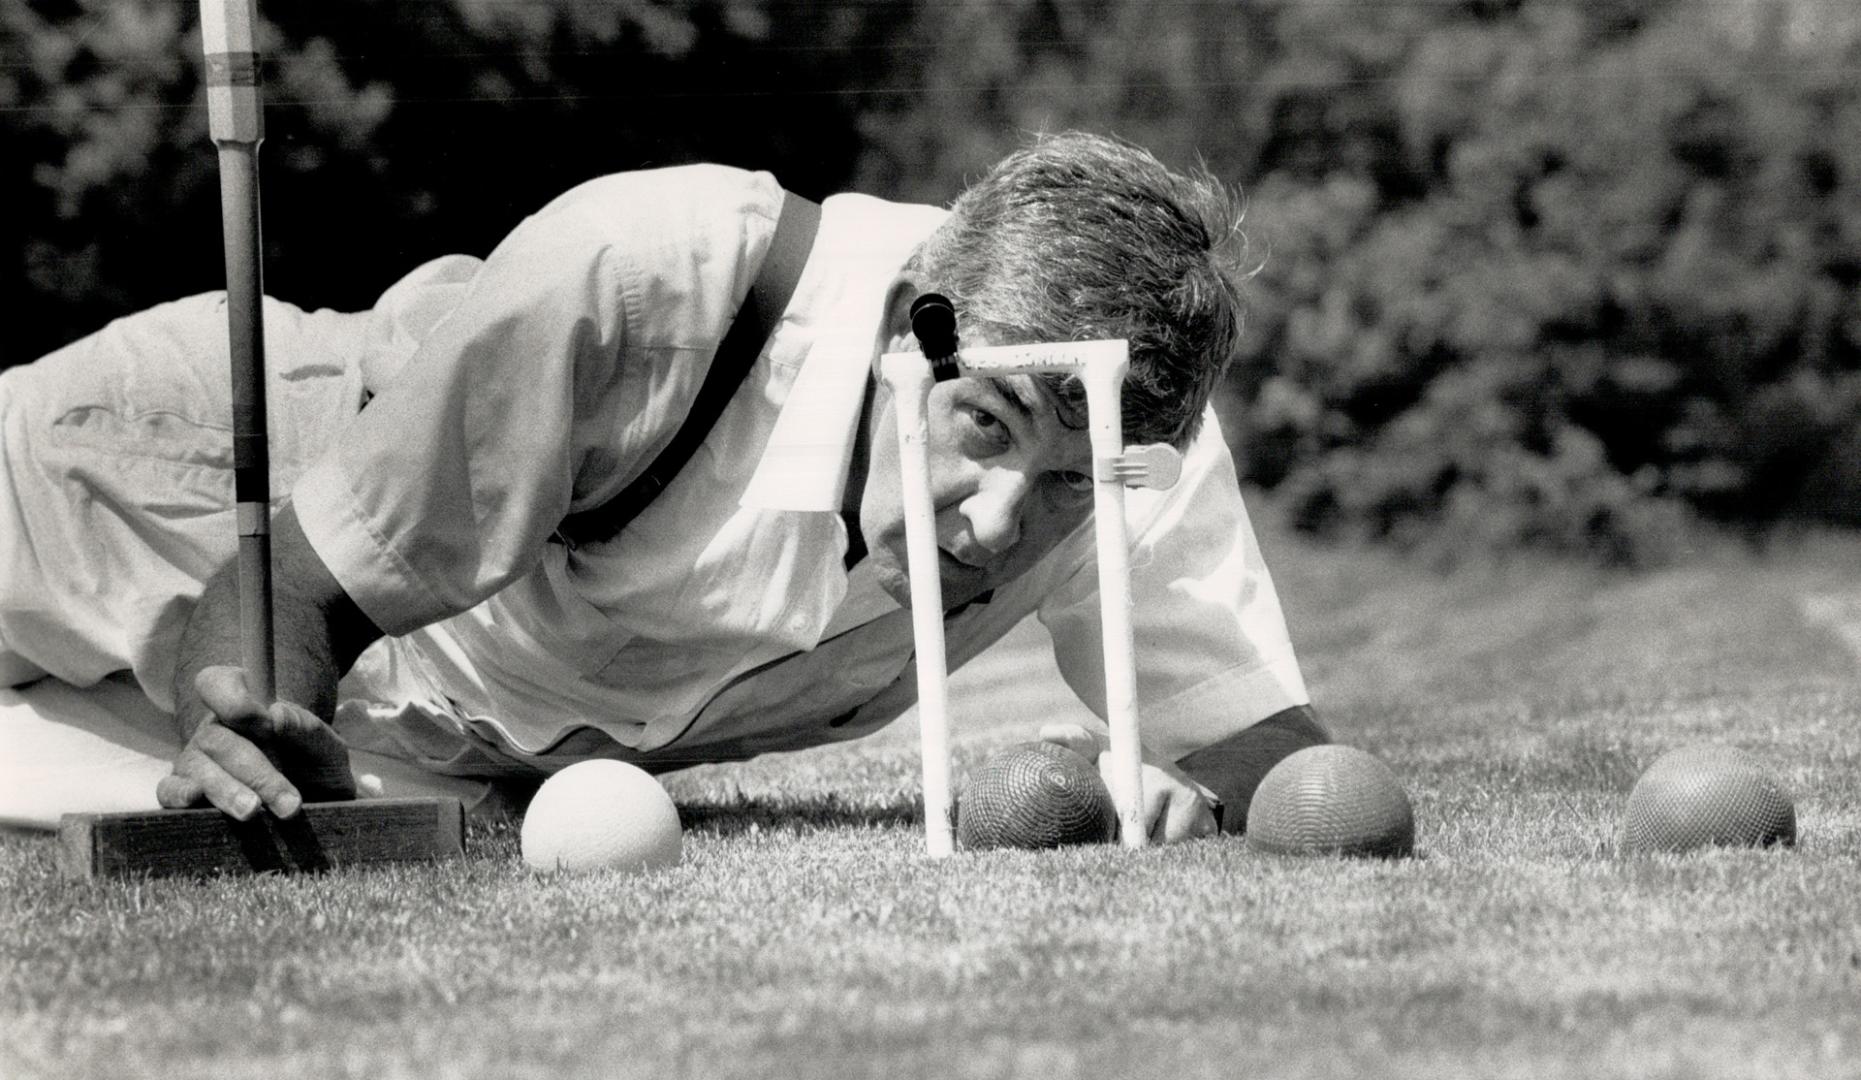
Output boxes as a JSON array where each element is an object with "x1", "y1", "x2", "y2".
[{"x1": 3, "y1": 1, "x2": 1858, "y2": 1076}]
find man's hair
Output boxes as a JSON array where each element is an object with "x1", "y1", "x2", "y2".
[{"x1": 909, "y1": 131, "x2": 1251, "y2": 448}]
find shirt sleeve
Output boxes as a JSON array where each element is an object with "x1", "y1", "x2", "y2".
[
  {"x1": 1036, "y1": 407, "x2": 1312, "y2": 763},
  {"x1": 293, "y1": 166, "x2": 782, "y2": 635}
]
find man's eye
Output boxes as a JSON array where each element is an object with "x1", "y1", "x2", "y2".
[
  {"x1": 1044, "y1": 470, "x2": 1095, "y2": 508},
  {"x1": 959, "y1": 406, "x2": 1010, "y2": 451}
]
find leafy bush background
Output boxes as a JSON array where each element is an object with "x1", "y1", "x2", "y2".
[{"x1": 6, "y1": 0, "x2": 1858, "y2": 562}]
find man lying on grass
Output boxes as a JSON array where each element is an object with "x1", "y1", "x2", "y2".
[{"x1": 0, "y1": 131, "x2": 1323, "y2": 843}]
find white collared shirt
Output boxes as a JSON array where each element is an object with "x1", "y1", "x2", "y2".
[{"x1": 295, "y1": 165, "x2": 1308, "y2": 773}]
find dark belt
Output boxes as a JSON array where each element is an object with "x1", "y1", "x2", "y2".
[{"x1": 552, "y1": 189, "x2": 823, "y2": 549}]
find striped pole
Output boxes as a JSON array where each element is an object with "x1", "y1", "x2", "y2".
[{"x1": 201, "y1": 0, "x2": 275, "y2": 701}]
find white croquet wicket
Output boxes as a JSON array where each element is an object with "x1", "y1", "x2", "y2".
[{"x1": 878, "y1": 340, "x2": 1183, "y2": 857}]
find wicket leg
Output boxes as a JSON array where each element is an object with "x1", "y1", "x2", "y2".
[{"x1": 880, "y1": 340, "x2": 1166, "y2": 855}]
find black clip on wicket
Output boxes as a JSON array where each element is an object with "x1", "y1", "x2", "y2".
[{"x1": 910, "y1": 293, "x2": 960, "y2": 383}]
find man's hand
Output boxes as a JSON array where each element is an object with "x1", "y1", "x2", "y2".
[
  {"x1": 162, "y1": 504, "x2": 384, "y2": 820},
  {"x1": 156, "y1": 666, "x2": 356, "y2": 820},
  {"x1": 1039, "y1": 722, "x2": 1220, "y2": 843}
]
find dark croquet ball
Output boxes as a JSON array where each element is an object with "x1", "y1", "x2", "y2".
[
  {"x1": 957, "y1": 742, "x2": 1118, "y2": 850},
  {"x1": 1246, "y1": 745, "x2": 1415, "y2": 858},
  {"x1": 1620, "y1": 745, "x2": 1796, "y2": 854}
]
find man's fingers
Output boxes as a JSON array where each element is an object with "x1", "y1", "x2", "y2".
[
  {"x1": 177, "y1": 667, "x2": 353, "y2": 816},
  {"x1": 194, "y1": 664, "x2": 273, "y2": 739},
  {"x1": 1040, "y1": 722, "x2": 1104, "y2": 761},
  {"x1": 1160, "y1": 788, "x2": 1218, "y2": 843},
  {"x1": 172, "y1": 743, "x2": 266, "y2": 820},
  {"x1": 1078, "y1": 749, "x2": 1218, "y2": 844},
  {"x1": 264, "y1": 701, "x2": 355, "y2": 803},
  {"x1": 1070, "y1": 744, "x2": 1224, "y2": 845},
  {"x1": 1038, "y1": 722, "x2": 1093, "y2": 742},
  {"x1": 191, "y1": 722, "x2": 304, "y2": 818},
  {"x1": 1143, "y1": 771, "x2": 1173, "y2": 841},
  {"x1": 155, "y1": 772, "x2": 205, "y2": 810},
  {"x1": 1120, "y1": 761, "x2": 1220, "y2": 844},
  {"x1": 1146, "y1": 794, "x2": 1213, "y2": 843},
  {"x1": 1094, "y1": 749, "x2": 1137, "y2": 826},
  {"x1": 194, "y1": 664, "x2": 261, "y2": 711}
]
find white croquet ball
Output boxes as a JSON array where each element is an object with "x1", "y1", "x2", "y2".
[{"x1": 520, "y1": 760, "x2": 683, "y2": 873}]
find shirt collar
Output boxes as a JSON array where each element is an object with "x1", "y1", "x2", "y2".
[{"x1": 742, "y1": 193, "x2": 947, "y2": 513}]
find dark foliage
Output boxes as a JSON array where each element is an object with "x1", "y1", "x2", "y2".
[
  {"x1": 3, "y1": 0, "x2": 881, "y2": 363},
  {"x1": 8, "y1": 0, "x2": 1858, "y2": 560}
]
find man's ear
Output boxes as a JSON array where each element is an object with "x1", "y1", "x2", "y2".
[{"x1": 873, "y1": 273, "x2": 929, "y2": 368}]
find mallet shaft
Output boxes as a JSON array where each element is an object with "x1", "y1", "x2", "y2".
[{"x1": 202, "y1": 0, "x2": 275, "y2": 701}]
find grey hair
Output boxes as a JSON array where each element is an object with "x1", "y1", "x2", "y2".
[{"x1": 908, "y1": 131, "x2": 1250, "y2": 448}]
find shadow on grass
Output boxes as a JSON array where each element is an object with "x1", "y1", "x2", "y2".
[{"x1": 674, "y1": 793, "x2": 923, "y2": 837}]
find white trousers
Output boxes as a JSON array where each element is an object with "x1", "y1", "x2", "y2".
[
  {"x1": 0, "y1": 293, "x2": 499, "y2": 828},
  {"x1": 0, "y1": 674, "x2": 497, "y2": 829}
]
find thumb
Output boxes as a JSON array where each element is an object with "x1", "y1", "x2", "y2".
[
  {"x1": 1039, "y1": 722, "x2": 1106, "y2": 762},
  {"x1": 194, "y1": 664, "x2": 271, "y2": 734}
]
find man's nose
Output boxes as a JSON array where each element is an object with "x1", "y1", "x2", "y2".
[{"x1": 960, "y1": 473, "x2": 1028, "y2": 555}]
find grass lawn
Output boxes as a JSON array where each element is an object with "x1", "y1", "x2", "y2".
[{"x1": 5, "y1": 512, "x2": 1860, "y2": 1080}]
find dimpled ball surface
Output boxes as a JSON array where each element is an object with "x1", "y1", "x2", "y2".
[
  {"x1": 1621, "y1": 745, "x2": 1796, "y2": 854},
  {"x1": 957, "y1": 742, "x2": 1118, "y2": 850},
  {"x1": 1246, "y1": 745, "x2": 1415, "y2": 858},
  {"x1": 521, "y1": 759, "x2": 683, "y2": 873}
]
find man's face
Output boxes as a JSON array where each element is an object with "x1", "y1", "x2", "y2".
[{"x1": 857, "y1": 343, "x2": 1097, "y2": 611}]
